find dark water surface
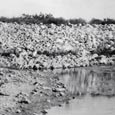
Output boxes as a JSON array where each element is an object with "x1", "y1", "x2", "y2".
[{"x1": 48, "y1": 66, "x2": 115, "y2": 115}]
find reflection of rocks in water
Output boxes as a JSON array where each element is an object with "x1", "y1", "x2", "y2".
[{"x1": 61, "y1": 67, "x2": 115, "y2": 97}]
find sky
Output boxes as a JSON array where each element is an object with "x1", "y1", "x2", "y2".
[{"x1": 0, "y1": 0, "x2": 115, "y2": 20}]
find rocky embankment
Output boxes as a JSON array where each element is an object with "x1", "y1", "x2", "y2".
[{"x1": 0, "y1": 22, "x2": 115, "y2": 69}]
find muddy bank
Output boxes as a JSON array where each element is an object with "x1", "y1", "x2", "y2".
[
  {"x1": 1, "y1": 66, "x2": 115, "y2": 115},
  {"x1": 0, "y1": 23, "x2": 115, "y2": 69},
  {"x1": 0, "y1": 68, "x2": 72, "y2": 115}
]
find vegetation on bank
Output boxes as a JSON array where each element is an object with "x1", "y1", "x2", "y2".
[{"x1": 0, "y1": 13, "x2": 115, "y2": 25}]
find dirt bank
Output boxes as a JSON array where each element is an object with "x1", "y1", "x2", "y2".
[{"x1": 0, "y1": 68, "x2": 73, "y2": 115}]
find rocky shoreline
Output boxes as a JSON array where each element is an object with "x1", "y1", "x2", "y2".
[{"x1": 0, "y1": 23, "x2": 114, "y2": 69}]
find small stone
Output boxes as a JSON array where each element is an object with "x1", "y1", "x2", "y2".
[
  {"x1": 43, "y1": 86, "x2": 51, "y2": 90},
  {"x1": 41, "y1": 110, "x2": 47, "y2": 114},
  {"x1": 33, "y1": 51, "x2": 37, "y2": 57},
  {"x1": 33, "y1": 65, "x2": 38, "y2": 71},
  {"x1": 92, "y1": 54, "x2": 98, "y2": 58},
  {"x1": 47, "y1": 99, "x2": 51, "y2": 103},
  {"x1": 55, "y1": 88, "x2": 65, "y2": 92},
  {"x1": 18, "y1": 97, "x2": 31, "y2": 104},
  {"x1": 16, "y1": 109, "x2": 21, "y2": 113},
  {"x1": 59, "y1": 92, "x2": 65, "y2": 96},
  {"x1": 33, "y1": 82, "x2": 38, "y2": 85}
]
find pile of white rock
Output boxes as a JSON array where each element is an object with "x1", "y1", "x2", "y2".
[{"x1": 0, "y1": 22, "x2": 115, "y2": 69}]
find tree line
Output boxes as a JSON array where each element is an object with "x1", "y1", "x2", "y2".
[{"x1": 0, "y1": 13, "x2": 115, "y2": 25}]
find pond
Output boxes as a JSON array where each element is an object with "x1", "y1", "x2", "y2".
[{"x1": 47, "y1": 66, "x2": 115, "y2": 115}]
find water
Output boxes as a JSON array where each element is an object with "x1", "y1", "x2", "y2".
[
  {"x1": 48, "y1": 96, "x2": 115, "y2": 115},
  {"x1": 48, "y1": 66, "x2": 115, "y2": 115}
]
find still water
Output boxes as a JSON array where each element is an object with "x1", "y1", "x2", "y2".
[{"x1": 48, "y1": 66, "x2": 115, "y2": 115}]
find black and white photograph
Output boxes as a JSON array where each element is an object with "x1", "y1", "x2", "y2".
[{"x1": 0, "y1": 0, "x2": 115, "y2": 115}]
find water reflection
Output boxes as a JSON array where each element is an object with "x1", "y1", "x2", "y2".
[
  {"x1": 48, "y1": 67, "x2": 115, "y2": 115},
  {"x1": 60, "y1": 67, "x2": 115, "y2": 96}
]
